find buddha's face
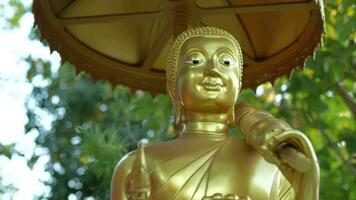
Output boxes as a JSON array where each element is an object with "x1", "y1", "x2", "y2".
[{"x1": 176, "y1": 36, "x2": 241, "y2": 114}]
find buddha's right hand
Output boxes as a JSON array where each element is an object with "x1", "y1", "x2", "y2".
[
  {"x1": 126, "y1": 142, "x2": 151, "y2": 200},
  {"x1": 127, "y1": 188, "x2": 150, "y2": 200}
]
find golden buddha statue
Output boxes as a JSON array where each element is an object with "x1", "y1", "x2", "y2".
[{"x1": 111, "y1": 27, "x2": 319, "y2": 200}]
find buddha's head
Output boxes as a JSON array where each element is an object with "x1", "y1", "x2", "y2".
[{"x1": 166, "y1": 27, "x2": 243, "y2": 130}]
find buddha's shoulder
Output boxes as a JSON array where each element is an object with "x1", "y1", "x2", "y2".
[
  {"x1": 144, "y1": 136, "x2": 267, "y2": 163},
  {"x1": 113, "y1": 139, "x2": 179, "y2": 168},
  {"x1": 113, "y1": 136, "x2": 277, "y2": 177}
]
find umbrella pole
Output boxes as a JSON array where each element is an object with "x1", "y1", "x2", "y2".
[{"x1": 172, "y1": 1, "x2": 188, "y2": 38}]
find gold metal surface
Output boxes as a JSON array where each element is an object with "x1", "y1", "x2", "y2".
[
  {"x1": 111, "y1": 27, "x2": 319, "y2": 200},
  {"x1": 33, "y1": 0, "x2": 325, "y2": 94}
]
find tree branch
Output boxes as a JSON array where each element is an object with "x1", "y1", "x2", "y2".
[
  {"x1": 335, "y1": 82, "x2": 356, "y2": 118},
  {"x1": 308, "y1": 112, "x2": 356, "y2": 175}
]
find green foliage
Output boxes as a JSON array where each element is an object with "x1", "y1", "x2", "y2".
[
  {"x1": 0, "y1": 144, "x2": 17, "y2": 159},
  {"x1": 0, "y1": 144, "x2": 19, "y2": 197},
  {"x1": 0, "y1": 0, "x2": 28, "y2": 29},
  {"x1": 24, "y1": 59, "x2": 173, "y2": 199},
  {"x1": 0, "y1": 176, "x2": 17, "y2": 197}
]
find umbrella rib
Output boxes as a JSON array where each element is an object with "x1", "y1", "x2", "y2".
[
  {"x1": 196, "y1": 2, "x2": 319, "y2": 16},
  {"x1": 235, "y1": 14, "x2": 258, "y2": 60},
  {"x1": 56, "y1": 0, "x2": 77, "y2": 17},
  {"x1": 57, "y1": 10, "x2": 163, "y2": 26},
  {"x1": 142, "y1": 24, "x2": 173, "y2": 71},
  {"x1": 242, "y1": 51, "x2": 259, "y2": 67}
]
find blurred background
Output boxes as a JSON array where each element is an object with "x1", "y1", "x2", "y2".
[{"x1": 0, "y1": 0, "x2": 355, "y2": 199}]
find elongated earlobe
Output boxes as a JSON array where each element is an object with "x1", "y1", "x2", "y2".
[
  {"x1": 173, "y1": 103, "x2": 183, "y2": 137},
  {"x1": 227, "y1": 106, "x2": 236, "y2": 126},
  {"x1": 167, "y1": 81, "x2": 183, "y2": 137}
]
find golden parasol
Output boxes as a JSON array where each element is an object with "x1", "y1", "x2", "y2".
[{"x1": 33, "y1": 0, "x2": 324, "y2": 94}]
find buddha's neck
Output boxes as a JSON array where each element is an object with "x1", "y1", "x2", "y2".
[{"x1": 182, "y1": 112, "x2": 229, "y2": 135}]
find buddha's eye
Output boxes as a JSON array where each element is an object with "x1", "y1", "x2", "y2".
[
  {"x1": 218, "y1": 54, "x2": 235, "y2": 67},
  {"x1": 186, "y1": 59, "x2": 203, "y2": 65},
  {"x1": 185, "y1": 51, "x2": 204, "y2": 65},
  {"x1": 220, "y1": 60, "x2": 231, "y2": 66},
  {"x1": 219, "y1": 59, "x2": 234, "y2": 67}
]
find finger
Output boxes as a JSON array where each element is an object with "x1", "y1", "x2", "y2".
[
  {"x1": 278, "y1": 146, "x2": 311, "y2": 172},
  {"x1": 266, "y1": 130, "x2": 305, "y2": 152},
  {"x1": 260, "y1": 145, "x2": 283, "y2": 165}
]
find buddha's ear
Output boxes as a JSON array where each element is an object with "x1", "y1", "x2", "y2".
[
  {"x1": 227, "y1": 90, "x2": 240, "y2": 126},
  {"x1": 166, "y1": 81, "x2": 175, "y2": 102},
  {"x1": 227, "y1": 106, "x2": 236, "y2": 127},
  {"x1": 166, "y1": 81, "x2": 183, "y2": 137},
  {"x1": 173, "y1": 103, "x2": 183, "y2": 137}
]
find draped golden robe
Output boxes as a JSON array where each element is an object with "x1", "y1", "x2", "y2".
[{"x1": 112, "y1": 132, "x2": 294, "y2": 200}]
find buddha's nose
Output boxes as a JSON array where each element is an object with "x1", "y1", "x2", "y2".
[{"x1": 203, "y1": 60, "x2": 221, "y2": 78}]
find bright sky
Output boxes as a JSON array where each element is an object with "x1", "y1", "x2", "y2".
[{"x1": 0, "y1": 0, "x2": 60, "y2": 199}]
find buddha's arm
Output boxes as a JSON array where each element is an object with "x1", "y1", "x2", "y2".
[
  {"x1": 235, "y1": 103, "x2": 320, "y2": 200},
  {"x1": 111, "y1": 155, "x2": 135, "y2": 200}
]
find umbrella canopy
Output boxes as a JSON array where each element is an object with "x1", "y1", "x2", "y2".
[{"x1": 33, "y1": 0, "x2": 324, "y2": 94}]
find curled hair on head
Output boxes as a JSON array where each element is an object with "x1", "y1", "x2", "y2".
[{"x1": 166, "y1": 26, "x2": 243, "y2": 102}]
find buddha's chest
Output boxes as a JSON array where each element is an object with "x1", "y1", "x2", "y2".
[{"x1": 147, "y1": 142, "x2": 278, "y2": 200}]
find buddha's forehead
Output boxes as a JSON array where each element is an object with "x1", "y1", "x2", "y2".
[{"x1": 179, "y1": 36, "x2": 237, "y2": 55}]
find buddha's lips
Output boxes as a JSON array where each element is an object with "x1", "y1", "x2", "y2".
[{"x1": 201, "y1": 77, "x2": 224, "y2": 91}]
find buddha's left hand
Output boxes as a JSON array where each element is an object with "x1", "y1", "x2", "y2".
[
  {"x1": 235, "y1": 103, "x2": 313, "y2": 173},
  {"x1": 247, "y1": 127, "x2": 312, "y2": 173},
  {"x1": 235, "y1": 102, "x2": 320, "y2": 200}
]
